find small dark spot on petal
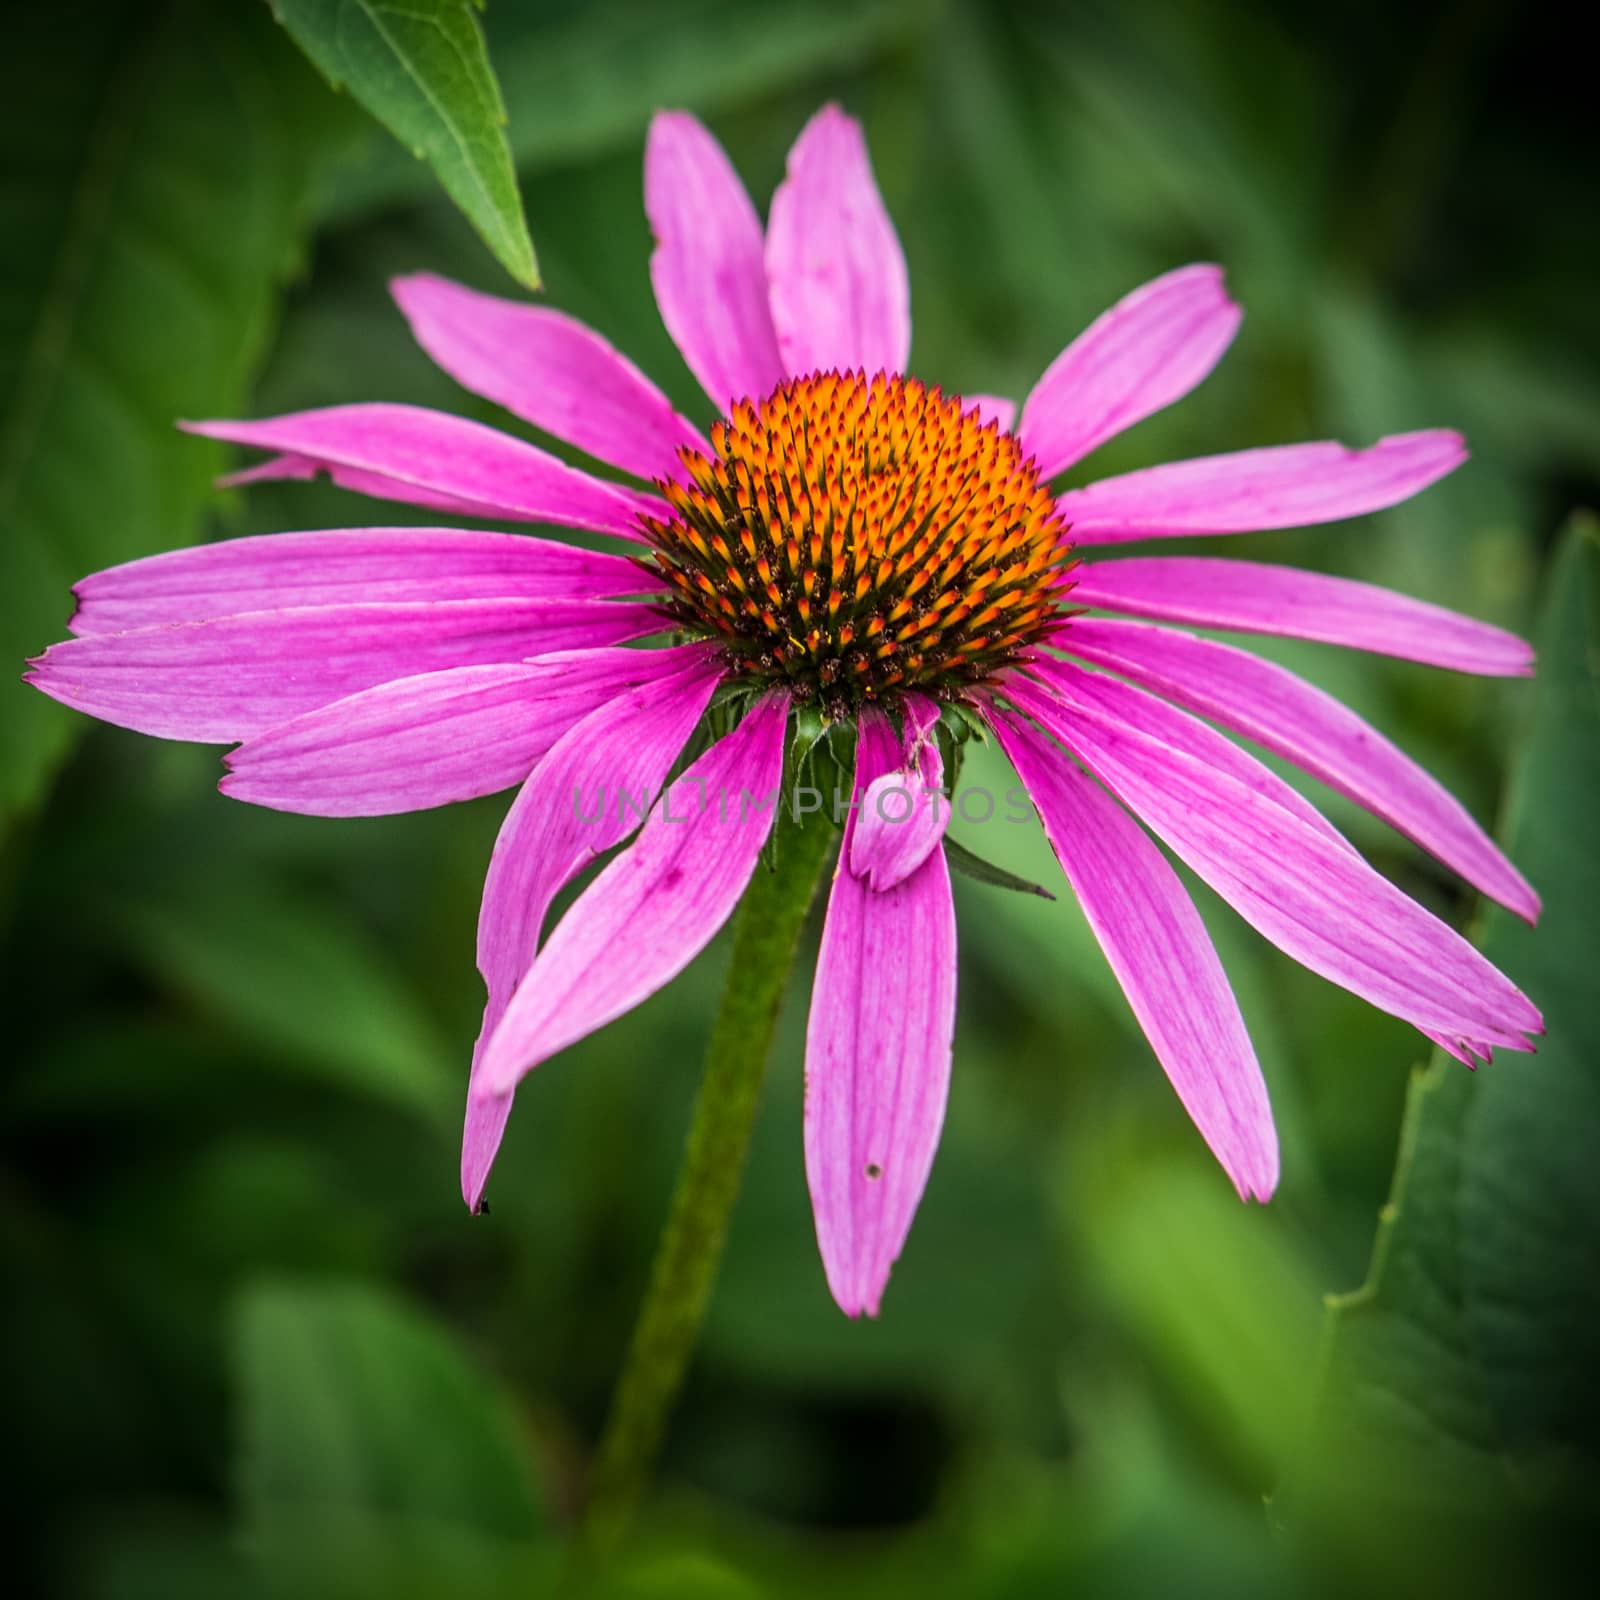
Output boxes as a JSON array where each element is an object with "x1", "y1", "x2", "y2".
[{"x1": 865, "y1": 1162, "x2": 883, "y2": 1180}]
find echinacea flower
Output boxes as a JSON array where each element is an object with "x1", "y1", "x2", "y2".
[{"x1": 27, "y1": 105, "x2": 1541, "y2": 1318}]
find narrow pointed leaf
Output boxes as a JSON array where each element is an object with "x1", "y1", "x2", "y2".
[{"x1": 941, "y1": 834, "x2": 1058, "y2": 900}]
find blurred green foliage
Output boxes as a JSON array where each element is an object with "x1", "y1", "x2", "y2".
[{"x1": 2, "y1": 2, "x2": 1596, "y2": 1597}]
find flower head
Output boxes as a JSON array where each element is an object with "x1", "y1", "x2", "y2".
[
  {"x1": 26, "y1": 103, "x2": 1541, "y2": 1317},
  {"x1": 645, "y1": 371, "x2": 1073, "y2": 712}
]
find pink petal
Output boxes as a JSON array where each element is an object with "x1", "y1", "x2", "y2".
[
  {"x1": 1057, "y1": 430, "x2": 1467, "y2": 542},
  {"x1": 218, "y1": 452, "x2": 509, "y2": 520},
  {"x1": 1070, "y1": 556, "x2": 1533, "y2": 675},
  {"x1": 26, "y1": 599, "x2": 662, "y2": 743},
  {"x1": 1019, "y1": 265, "x2": 1242, "y2": 479},
  {"x1": 1026, "y1": 656, "x2": 1510, "y2": 1067},
  {"x1": 805, "y1": 709, "x2": 956, "y2": 1317},
  {"x1": 1060, "y1": 618, "x2": 1539, "y2": 921},
  {"x1": 184, "y1": 404, "x2": 666, "y2": 538},
  {"x1": 1006, "y1": 664, "x2": 1542, "y2": 1051},
  {"x1": 765, "y1": 103, "x2": 911, "y2": 380},
  {"x1": 220, "y1": 645, "x2": 709, "y2": 817},
  {"x1": 1049, "y1": 644, "x2": 1357, "y2": 855},
  {"x1": 848, "y1": 694, "x2": 948, "y2": 891},
  {"x1": 391, "y1": 273, "x2": 710, "y2": 482},
  {"x1": 645, "y1": 111, "x2": 785, "y2": 411},
  {"x1": 1422, "y1": 1031, "x2": 1494, "y2": 1068},
  {"x1": 991, "y1": 706, "x2": 1277, "y2": 1200},
  {"x1": 69, "y1": 527, "x2": 654, "y2": 636},
  {"x1": 964, "y1": 394, "x2": 1016, "y2": 433},
  {"x1": 462, "y1": 655, "x2": 725, "y2": 1209},
  {"x1": 476, "y1": 692, "x2": 790, "y2": 1095}
]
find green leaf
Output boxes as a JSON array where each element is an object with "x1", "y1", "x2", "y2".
[
  {"x1": 118, "y1": 869, "x2": 457, "y2": 1126},
  {"x1": 1295, "y1": 517, "x2": 1600, "y2": 1514},
  {"x1": 0, "y1": 0, "x2": 357, "y2": 832},
  {"x1": 234, "y1": 1280, "x2": 550, "y2": 1593},
  {"x1": 270, "y1": 0, "x2": 538, "y2": 288},
  {"x1": 318, "y1": 0, "x2": 921, "y2": 220},
  {"x1": 943, "y1": 834, "x2": 1057, "y2": 901}
]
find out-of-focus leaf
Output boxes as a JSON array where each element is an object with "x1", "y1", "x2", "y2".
[
  {"x1": 0, "y1": 0, "x2": 357, "y2": 833},
  {"x1": 234, "y1": 1281, "x2": 550, "y2": 1596},
  {"x1": 269, "y1": 0, "x2": 538, "y2": 288},
  {"x1": 74, "y1": 1514, "x2": 262, "y2": 1600},
  {"x1": 1297, "y1": 517, "x2": 1600, "y2": 1508},
  {"x1": 118, "y1": 871, "x2": 457, "y2": 1125},
  {"x1": 1076, "y1": 1165, "x2": 1323, "y2": 1482}
]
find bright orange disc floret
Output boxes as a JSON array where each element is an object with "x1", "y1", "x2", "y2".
[{"x1": 639, "y1": 371, "x2": 1076, "y2": 716}]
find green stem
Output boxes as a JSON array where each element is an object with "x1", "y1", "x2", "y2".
[{"x1": 580, "y1": 808, "x2": 837, "y2": 1554}]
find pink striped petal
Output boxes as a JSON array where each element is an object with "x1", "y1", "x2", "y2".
[
  {"x1": 184, "y1": 404, "x2": 666, "y2": 538},
  {"x1": 964, "y1": 394, "x2": 1016, "y2": 433},
  {"x1": 1044, "y1": 657, "x2": 1523, "y2": 1074},
  {"x1": 218, "y1": 452, "x2": 510, "y2": 520},
  {"x1": 991, "y1": 707, "x2": 1276, "y2": 1200},
  {"x1": 1060, "y1": 618, "x2": 1539, "y2": 921},
  {"x1": 1057, "y1": 430, "x2": 1467, "y2": 542},
  {"x1": 805, "y1": 709, "x2": 956, "y2": 1317},
  {"x1": 391, "y1": 273, "x2": 709, "y2": 481},
  {"x1": 1006, "y1": 664, "x2": 1542, "y2": 1051},
  {"x1": 26, "y1": 600, "x2": 661, "y2": 743},
  {"x1": 645, "y1": 112, "x2": 785, "y2": 411},
  {"x1": 1044, "y1": 658, "x2": 1506, "y2": 1075},
  {"x1": 1423, "y1": 1031, "x2": 1494, "y2": 1068},
  {"x1": 849, "y1": 694, "x2": 948, "y2": 891},
  {"x1": 69, "y1": 527, "x2": 654, "y2": 635},
  {"x1": 221, "y1": 645, "x2": 708, "y2": 818},
  {"x1": 766, "y1": 104, "x2": 911, "y2": 380},
  {"x1": 1040, "y1": 638, "x2": 1354, "y2": 851},
  {"x1": 1019, "y1": 265, "x2": 1242, "y2": 479},
  {"x1": 462, "y1": 655, "x2": 724, "y2": 1209},
  {"x1": 1070, "y1": 557, "x2": 1533, "y2": 675},
  {"x1": 476, "y1": 693, "x2": 790, "y2": 1095}
]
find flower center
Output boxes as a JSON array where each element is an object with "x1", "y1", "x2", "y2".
[{"x1": 641, "y1": 371, "x2": 1074, "y2": 716}]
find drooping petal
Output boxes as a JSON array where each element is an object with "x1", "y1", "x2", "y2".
[
  {"x1": 849, "y1": 694, "x2": 948, "y2": 891},
  {"x1": 1422, "y1": 1031, "x2": 1494, "y2": 1068},
  {"x1": 221, "y1": 645, "x2": 710, "y2": 817},
  {"x1": 1060, "y1": 618, "x2": 1539, "y2": 920},
  {"x1": 1040, "y1": 641, "x2": 1349, "y2": 846},
  {"x1": 26, "y1": 599, "x2": 662, "y2": 743},
  {"x1": 991, "y1": 706, "x2": 1277, "y2": 1200},
  {"x1": 184, "y1": 404, "x2": 666, "y2": 538},
  {"x1": 476, "y1": 692, "x2": 790, "y2": 1096},
  {"x1": 1006, "y1": 664, "x2": 1542, "y2": 1051},
  {"x1": 462, "y1": 654, "x2": 725, "y2": 1209},
  {"x1": 645, "y1": 111, "x2": 785, "y2": 411},
  {"x1": 69, "y1": 527, "x2": 655, "y2": 636},
  {"x1": 1019, "y1": 265, "x2": 1242, "y2": 479},
  {"x1": 1070, "y1": 557, "x2": 1533, "y2": 675},
  {"x1": 765, "y1": 103, "x2": 911, "y2": 380},
  {"x1": 391, "y1": 273, "x2": 709, "y2": 481},
  {"x1": 805, "y1": 709, "x2": 956, "y2": 1317},
  {"x1": 964, "y1": 394, "x2": 1016, "y2": 433},
  {"x1": 1032, "y1": 655, "x2": 1513, "y2": 1068},
  {"x1": 1056, "y1": 431, "x2": 1467, "y2": 542}
]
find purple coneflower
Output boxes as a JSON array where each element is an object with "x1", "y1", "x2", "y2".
[{"x1": 27, "y1": 106, "x2": 1541, "y2": 1317}]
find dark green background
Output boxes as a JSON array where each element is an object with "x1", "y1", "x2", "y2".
[{"x1": 4, "y1": 2, "x2": 1596, "y2": 1596}]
